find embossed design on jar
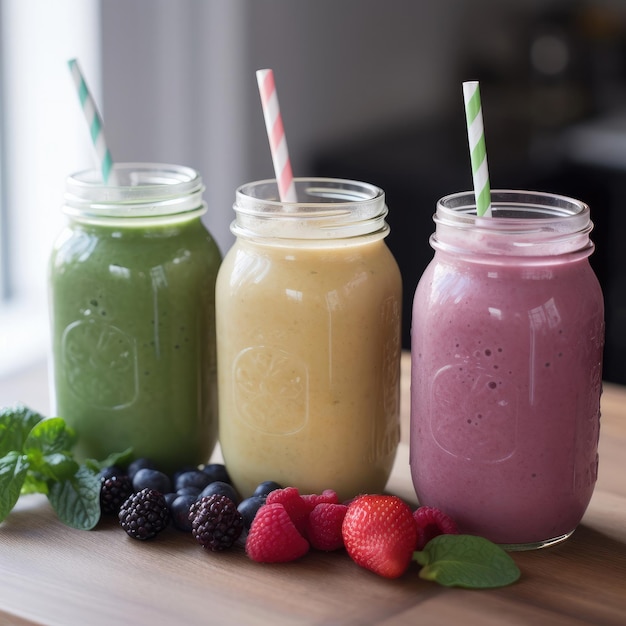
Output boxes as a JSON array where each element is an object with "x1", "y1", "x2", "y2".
[
  {"x1": 573, "y1": 316, "x2": 604, "y2": 490},
  {"x1": 430, "y1": 364, "x2": 518, "y2": 462},
  {"x1": 371, "y1": 295, "x2": 401, "y2": 462},
  {"x1": 233, "y1": 346, "x2": 308, "y2": 435},
  {"x1": 61, "y1": 319, "x2": 138, "y2": 408}
]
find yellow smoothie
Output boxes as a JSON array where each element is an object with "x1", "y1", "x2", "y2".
[{"x1": 216, "y1": 181, "x2": 402, "y2": 501}]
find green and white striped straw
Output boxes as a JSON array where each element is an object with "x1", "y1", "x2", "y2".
[
  {"x1": 67, "y1": 58, "x2": 116, "y2": 185},
  {"x1": 463, "y1": 81, "x2": 491, "y2": 217}
]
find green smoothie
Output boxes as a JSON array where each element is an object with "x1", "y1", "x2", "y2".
[{"x1": 49, "y1": 165, "x2": 221, "y2": 473}]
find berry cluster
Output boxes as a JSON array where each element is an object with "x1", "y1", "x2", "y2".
[
  {"x1": 99, "y1": 459, "x2": 460, "y2": 579},
  {"x1": 99, "y1": 458, "x2": 265, "y2": 548},
  {"x1": 246, "y1": 487, "x2": 458, "y2": 578},
  {"x1": 246, "y1": 487, "x2": 347, "y2": 563},
  {"x1": 245, "y1": 488, "x2": 459, "y2": 579}
]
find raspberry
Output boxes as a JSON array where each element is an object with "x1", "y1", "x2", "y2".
[
  {"x1": 305, "y1": 502, "x2": 347, "y2": 551},
  {"x1": 301, "y1": 489, "x2": 339, "y2": 510},
  {"x1": 100, "y1": 474, "x2": 133, "y2": 515},
  {"x1": 118, "y1": 488, "x2": 170, "y2": 540},
  {"x1": 265, "y1": 487, "x2": 311, "y2": 535},
  {"x1": 245, "y1": 503, "x2": 310, "y2": 563},
  {"x1": 189, "y1": 495, "x2": 244, "y2": 551},
  {"x1": 413, "y1": 505, "x2": 459, "y2": 550}
]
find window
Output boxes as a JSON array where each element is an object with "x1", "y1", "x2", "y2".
[{"x1": 0, "y1": 0, "x2": 100, "y2": 376}]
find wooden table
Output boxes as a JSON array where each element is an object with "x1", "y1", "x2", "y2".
[{"x1": 1, "y1": 354, "x2": 625, "y2": 625}]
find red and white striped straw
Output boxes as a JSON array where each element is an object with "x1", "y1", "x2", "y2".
[{"x1": 256, "y1": 69, "x2": 297, "y2": 203}]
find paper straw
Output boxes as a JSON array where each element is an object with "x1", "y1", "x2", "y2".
[
  {"x1": 67, "y1": 58, "x2": 116, "y2": 185},
  {"x1": 463, "y1": 81, "x2": 491, "y2": 217},
  {"x1": 256, "y1": 69, "x2": 297, "y2": 203}
]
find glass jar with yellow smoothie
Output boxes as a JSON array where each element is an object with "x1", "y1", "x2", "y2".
[
  {"x1": 216, "y1": 178, "x2": 402, "y2": 500},
  {"x1": 49, "y1": 164, "x2": 222, "y2": 473}
]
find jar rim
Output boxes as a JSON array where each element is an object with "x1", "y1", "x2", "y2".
[
  {"x1": 432, "y1": 189, "x2": 594, "y2": 260},
  {"x1": 64, "y1": 163, "x2": 206, "y2": 221},
  {"x1": 236, "y1": 177, "x2": 384, "y2": 213},
  {"x1": 436, "y1": 189, "x2": 590, "y2": 231},
  {"x1": 232, "y1": 177, "x2": 390, "y2": 244}
]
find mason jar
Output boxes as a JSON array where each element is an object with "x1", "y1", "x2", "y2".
[
  {"x1": 410, "y1": 190, "x2": 605, "y2": 550},
  {"x1": 216, "y1": 178, "x2": 402, "y2": 500},
  {"x1": 49, "y1": 163, "x2": 222, "y2": 473}
]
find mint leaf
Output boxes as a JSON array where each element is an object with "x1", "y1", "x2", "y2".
[
  {"x1": 0, "y1": 404, "x2": 45, "y2": 456},
  {"x1": 23, "y1": 417, "x2": 76, "y2": 457},
  {"x1": 20, "y1": 472, "x2": 49, "y2": 495},
  {"x1": 48, "y1": 465, "x2": 101, "y2": 530},
  {"x1": 0, "y1": 451, "x2": 30, "y2": 522},
  {"x1": 0, "y1": 403, "x2": 127, "y2": 530},
  {"x1": 413, "y1": 534, "x2": 521, "y2": 588},
  {"x1": 84, "y1": 447, "x2": 134, "y2": 474},
  {"x1": 39, "y1": 453, "x2": 80, "y2": 482}
]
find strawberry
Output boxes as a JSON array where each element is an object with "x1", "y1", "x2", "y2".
[
  {"x1": 245, "y1": 503, "x2": 310, "y2": 563},
  {"x1": 342, "y1": 495, "x2": 417, "y2": 579},
  {"x1": 265, "y1": 487, "x2": 311, "y2": 535},
  {"x1": 413, "y1": 505, "x2": 459, "y2": 550},
  {"x1": 305, "y1": 502, "x2": 348, "y2": 551}
]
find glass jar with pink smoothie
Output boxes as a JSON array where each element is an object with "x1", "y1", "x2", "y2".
[
  {"x1": 216, "y1": 178, "x2": 402, "y2": 501},
  {"x1": 410, "y1": 190, "x2": 604, "y2": 550}
]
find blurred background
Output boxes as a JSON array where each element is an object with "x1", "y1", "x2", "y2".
[{"x1": 1, "y1": 0, "x2": 625, "y2": 386}]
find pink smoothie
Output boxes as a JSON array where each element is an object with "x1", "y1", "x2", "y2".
[{"x1": 410, "y1": 252, "x2": 604, "y2": 546}]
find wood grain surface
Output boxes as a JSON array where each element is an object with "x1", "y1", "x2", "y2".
[{"x1": 1, "y1": 355, "x2": 625, "y2": 625}]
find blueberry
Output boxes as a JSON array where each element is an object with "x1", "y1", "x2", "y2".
[
  {"x1": 199, "y1": 480, "x2": 240, "y2": 504},
  {"x1": 174, "y1": 469, "x2": 212, "y2": 492},
  {"x1": 176, "y1": 486, "x2": 201, "y2": 498},
  {"x1": 253, "y1": 480, "x2": 282, "y2": 498},
  {"x1": 163, "y1": 492, "x2": 178, "y2": 508},
  {"x1": 132, "y1": 468, "x2": 172, "y2": 494},
  {"x1": 170, "y1": 494, "x2": 197, "y2": 532},
  {"x1": 201, "y1": 463, "x2": 231, "y2": 484},
  {"x1": 172, "y1": 465, "x2": 198, "y2": 485},
  {"x1": 127, "y1": 458, "x2": 157, "y2": 479},
  {"x1": 97, "y1": 465, "x2": 125, "y2": 481},
  {"x1": 237, "y1": 495, "x2": 266, "y2": 530}
]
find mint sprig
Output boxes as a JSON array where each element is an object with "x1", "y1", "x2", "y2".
[
  {"x1": 413, "y1": 534, "x2": 521, "y2": 588},
  {"x1": 0, "y1": 403, "x2": 132, "y2": 530}
]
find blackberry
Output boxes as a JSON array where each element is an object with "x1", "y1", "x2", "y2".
[
  {"x1": 100, "y1": 474, "x2": 133, "y2": 515},
  {"x1": 189, "y1": 495, "x2": 243, "y2": 551},
  {"x1": 118, "y1": 488, "x2": 170, "y2": 540}
]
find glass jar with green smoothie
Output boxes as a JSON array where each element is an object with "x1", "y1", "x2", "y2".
[{"x1": 49, "y1": 164, "x2": 222, "y2": 473}]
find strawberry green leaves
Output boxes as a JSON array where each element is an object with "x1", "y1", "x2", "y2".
[
  {"x1": 413, "y1": 534, "x2": 521, "y2": 588},
  {"x1": 0, "y1": 403, "x2": 131, "y2": 530}
]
